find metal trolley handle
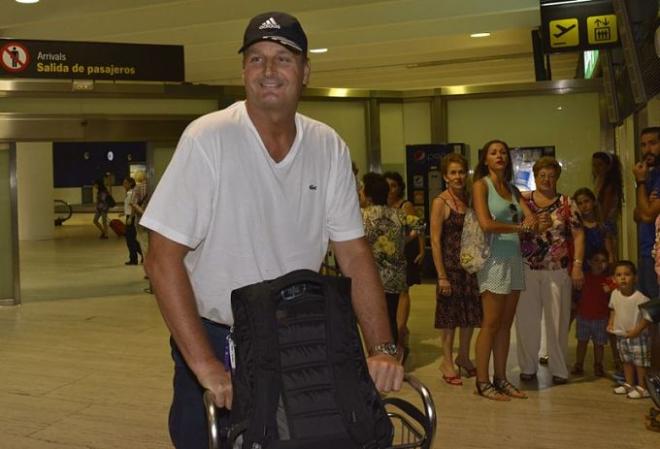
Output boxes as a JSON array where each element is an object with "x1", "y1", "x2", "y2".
[
  {"x1": 402, "y1": 373, "x2": 437, "y2": 443},
  {"x1": 204, "y1": 373, "x2": 437, "y2": 449},
  {"x1": 203, "y1": 390, "x2": 222, "y2": 449}
]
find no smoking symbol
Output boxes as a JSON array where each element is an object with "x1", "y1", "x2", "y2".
[{"x1": 1, "y1": 42, "x2": 30, "y2": 72}]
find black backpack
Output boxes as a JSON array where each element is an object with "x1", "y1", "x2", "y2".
[{"x1": 228, "y1": 269, "x2": 393, "y2": 449}]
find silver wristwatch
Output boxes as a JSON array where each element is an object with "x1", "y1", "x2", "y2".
[{"x1": 370, "y1": 342, "x2": 399, "y2": 358}]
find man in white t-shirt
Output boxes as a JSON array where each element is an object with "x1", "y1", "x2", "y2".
[{"x1": 141, "y1": 11, "x2": 403, "y2": 449}]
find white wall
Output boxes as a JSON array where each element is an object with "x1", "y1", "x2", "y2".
[
  {"x1": 17, "y1": 142, "x2": 54, "y2": 241},
  {"x1": 380, "y1": 103, "x2": 406, "y2": 172},
  {"x1": 298, "y1": 100, "x2": 368, "y2": 176},
  {"x1": 403, "y1": 101, "x2": 432, "y2": 146},
  {"x1": 151, "y1": 145, "x2": 177, "y2": 189},
  {"x1": 447, "y1": 92, "x2": 601, "y2": 199},
  {"x1": 380, "y1": 100, "x2": 432, "y2": 175}
]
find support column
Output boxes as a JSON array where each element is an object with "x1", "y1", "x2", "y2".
[
  {"x1": 17, "y1": 142, "x2": 55, "y2": 241},
  {"x1": 0, "y1": 143, "x2": 20, "y2": 305},
  {"x1": 430, "y1": 96, "x2": 447, "y2": 144},
  {"x1": 365, "y1": 98, "x2": 382, "y2": 173},
  {"x1": 147, "y1": 142, "x2": 177, "y2": 189}
]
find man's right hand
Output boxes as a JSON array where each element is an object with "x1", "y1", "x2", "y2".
[
  {"x1": 633, "y1": 161, "x2": 648, "y2": 183},
  {"x1": 367, "y1": 353, "x2": 404, "y2": 393},
  {"x1": 198, "y1": 360, "x2": 233, "y2": 409}
]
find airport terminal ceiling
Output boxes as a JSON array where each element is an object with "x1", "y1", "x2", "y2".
[{"x1": 0, "y1": 0, "x2": 582, "y2": 90}]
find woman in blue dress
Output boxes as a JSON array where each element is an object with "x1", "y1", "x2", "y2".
[{"x1": 472, "y1": 140, "x2": 538, "y2": 401}]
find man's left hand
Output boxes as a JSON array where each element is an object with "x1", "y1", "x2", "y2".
[{"x1": 367, "y1": 353, "x2": 404, "y2": 393}]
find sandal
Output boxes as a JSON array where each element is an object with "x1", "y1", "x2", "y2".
[
  {"x1": 613, "y1": 383, "x2": 633, "y2": 395},
  {"x1": 627, "y1": 386, "x2": 650, "y2": 399},
  {"x1": 442, "y1": 374, "x2": 463, "y2": 386},
  {"x1": 440, "y1": 362, "x2": 462, "y2": 386},
  {"x1": 475, "y1": 381, "x2": 510, "y2": 401},
  {"x1": 455, "y1": 358, "x2": 477, "y2": 378},
  {"x1": 493, "y1": 378, "x2": 527, "y2": 399}
]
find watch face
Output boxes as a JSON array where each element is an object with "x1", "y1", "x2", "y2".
[
  {"x1": 373, "y1": 343, "x2": 398, "y2": 357},
  {"x1": 384, "y1": 343, "x2": 398, "y2": 354}
]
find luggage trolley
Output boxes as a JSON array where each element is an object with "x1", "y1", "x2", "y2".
[{"x1": 204, "y1": 373, "x2": 436, "y2": 449}]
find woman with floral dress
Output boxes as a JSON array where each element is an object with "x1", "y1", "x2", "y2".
[
  {"x1": 384, "y1": 171, "x2": 425, "y2": 350},
  {"x1": 516, "y1": 157, "x2": 585, "y2": 385},
  {"x1": 430, "y1": 153, "x2": 482, "y2": 386},
  {"x1": 360, "y1": 172, "x2": 424, "y2": 346}
]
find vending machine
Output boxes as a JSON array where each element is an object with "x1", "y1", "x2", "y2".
[
  {"x1": 510, "y1": 146, "x2": 555, "y2": 191},
  {"x1": 474, "y1": 145, "x2": 556, "y2": 191},
  {"x1": 405, "y1": 143, "x2": 467, "y2": 276}
]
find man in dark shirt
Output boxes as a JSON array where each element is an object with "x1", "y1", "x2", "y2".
[{"x1": 633, "y1": 126, "x2": 660, "y2": 300}]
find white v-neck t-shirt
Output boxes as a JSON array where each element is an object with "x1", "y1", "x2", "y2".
[{"x1": 141, "y1": 101, "x2": 364, "y2": 325}]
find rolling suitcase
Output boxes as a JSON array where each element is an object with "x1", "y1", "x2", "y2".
[{"x1": 110, "y1": 218, "x2": 125, "y2": 237}]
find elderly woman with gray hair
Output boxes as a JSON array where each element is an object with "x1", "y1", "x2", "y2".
[{"x1": 515, "y1": 156, "x2": 585, "y2": 385}]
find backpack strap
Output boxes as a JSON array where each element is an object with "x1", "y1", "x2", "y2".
[
  {"x1": 324, "y1": 276, "x2": 384, "y2": 449},
  {"x1": 240, "y1": 280, "x2": 282, "y2": 448},
  {"x1": 268, "y1": 269, "x2": 323, "y2": 297}
]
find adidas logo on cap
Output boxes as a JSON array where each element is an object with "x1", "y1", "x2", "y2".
[
  {"x1": 239, "y1": 12, "x2": 307, "y2": 54},
  {"x1": 259, "y1": 18, "x2": 281, "y2": 30}
]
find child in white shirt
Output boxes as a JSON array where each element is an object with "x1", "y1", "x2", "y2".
[{"x1": 607, "y1": 260, "x2": 652, "y2": 399}]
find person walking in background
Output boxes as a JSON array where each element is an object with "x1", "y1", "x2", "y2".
[
  {"x1": 516, "y1": 157, "x2": 585, "y2": 386},
  {"x1": 92, "y1": 179, "x2": 111, "y2": 239},
  {"x1": 384, "y1": 171, "x2": 426, "y2": 354},
  {"x1": 360, "y1": 172, "x2": 424, "y2": 349},
  {"x1": 122, "y1": 177, "x2": 142, "y2": 265},
  {"x1": 430, "y1": 153, "x2": 481, "y2": 386},
  {"x1": 131, "y1": 171, "x2": 151, "y2": 291},
  {"x1": 472, "y1": 139, "x2": 538, "y2": 401}
]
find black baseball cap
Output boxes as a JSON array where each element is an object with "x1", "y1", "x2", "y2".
[{"x1": 238, "y1": 12, "x2": 308, "y2": 54}]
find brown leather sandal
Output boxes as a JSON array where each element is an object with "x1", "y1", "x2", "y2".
[
  {"x1": 475, "y1": 381, "x2": 510, "y2": 401},
  {"x1": 493, "y1": 378, "x2": 528, "y2": 399}
]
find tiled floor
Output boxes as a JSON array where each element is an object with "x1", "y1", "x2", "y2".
[{"x1": 1, "y1": 215, "x2": 659, "y2": 448}]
